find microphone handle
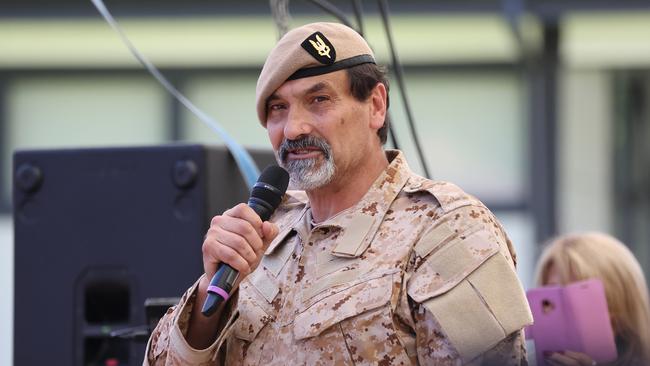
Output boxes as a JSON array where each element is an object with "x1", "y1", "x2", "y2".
[{"x1": 201, "y1": 201, "x2": 272, "y2": 316}]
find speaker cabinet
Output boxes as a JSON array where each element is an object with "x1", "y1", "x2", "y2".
[{"x1": 13, "y1": 144, "x2": 275, "y2": 366}]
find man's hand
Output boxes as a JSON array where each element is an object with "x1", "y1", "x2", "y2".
[
  {"x1": 186, "y1": 203, "x2": 279, "y2": 349},
  {"x1": 202, "y1": 203, "x2": 279, "y2": 280}
]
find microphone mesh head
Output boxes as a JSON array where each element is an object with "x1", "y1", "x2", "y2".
[{"x1": 251, "y1": 165, "x2": 290, "y2": 209}]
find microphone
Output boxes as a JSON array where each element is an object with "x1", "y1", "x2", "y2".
[{"x1": 201, "y1": 165, "x2": 290, "y2": 316}]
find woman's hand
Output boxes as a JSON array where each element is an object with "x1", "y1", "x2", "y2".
[{"x1": 545, "y1": 350, "x2": 596, "y2": 366}]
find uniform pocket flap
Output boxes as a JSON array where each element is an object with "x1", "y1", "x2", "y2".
[
  {"x1": 294, "y1": 272, "x2": 394, "y2": 340},
  {"x1": 232, "y1": 296, "x2": 273, "y2": 342},
  {"x1": 421, "y1": 253, "x2": 532, "y2": 363},
  {"x1": 407, "y1": 229, "x2": 499, "y2": 303}
]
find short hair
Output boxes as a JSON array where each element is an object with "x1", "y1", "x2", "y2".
[{"x1": 346, "y1": 63, "x2": 390, "y2": 145}]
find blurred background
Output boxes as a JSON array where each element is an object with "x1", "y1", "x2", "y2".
[{"x1": 2, "y1": 0, "x2": 650, "y2": 364}]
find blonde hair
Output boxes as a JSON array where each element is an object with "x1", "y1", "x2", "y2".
[{"x1": 535, "y1": 232, "x2": 650, "y2": 365}]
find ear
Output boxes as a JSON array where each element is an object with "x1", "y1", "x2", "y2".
[{"x1": 368, "y1": 83, "x2": 387, "y2": 131}]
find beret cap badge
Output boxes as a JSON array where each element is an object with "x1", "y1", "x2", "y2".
[{"x1": 301, "y1": 31, "x2": 336, "y2": 65}]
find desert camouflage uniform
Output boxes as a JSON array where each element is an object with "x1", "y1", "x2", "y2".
[{"x1": 145, "y1": 150, "x2": 532, "y2": 365}]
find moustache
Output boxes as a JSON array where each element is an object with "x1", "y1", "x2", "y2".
[{"x1": 278, "y1": 136, "x2": 331, "y2": 163}]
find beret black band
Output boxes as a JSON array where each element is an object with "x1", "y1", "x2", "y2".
[{"x1": 287, "y1": 54, "x2": 376, "y2": 81}]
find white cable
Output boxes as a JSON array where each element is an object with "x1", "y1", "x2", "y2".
[{"x1": 90, "y1": 0, "x2": 261, "y2": 189}]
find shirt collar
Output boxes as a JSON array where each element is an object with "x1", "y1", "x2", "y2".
[
  {"x1": 310, "y1": 149, "x2": 412, "y2": 257},
  {"x1": 265, "y1": 150, "x2": 412, "y2": 257}
]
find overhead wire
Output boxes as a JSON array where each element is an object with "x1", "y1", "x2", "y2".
[
  {"x1": 307, "y1": 0, "x2": 355, "y2": 29},
  {"x1": 270, "y1": 0, "x2": 292, "y2": 38},
  {"x1": 90, "y1": 0, "x2": 261, "y2": 190},
  {"x1": 377, "y1": 0, "x2": 431, "y2": 178},
  {"x1": 501, "y1": 0, "x2": 526, "y2": 61},
  {"x1": 351, "y1": 0, "x2": 365, "y2": 36},
  {"x1": 348, "y1": 0, "x2": 400, "y2": 151}
]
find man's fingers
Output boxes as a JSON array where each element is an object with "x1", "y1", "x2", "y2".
[
  {"x1": 262, "y1": 222, "x2": 279, "y2": 246},
  {"x1": 214, "y1": 227, "x2": 258, "y2": 266},
  {"x1": 203, "y1": 240, "x2": 251, "y2": 275},
  {"x1": 202, "y1": 204, "x2": 279, "y2": 283},
  {"x1": 224, "y1": 203, "x2": 263, "y2": 236},
  {"x1": 217, "y1": 217, "x2": 264, "y2": 253}
]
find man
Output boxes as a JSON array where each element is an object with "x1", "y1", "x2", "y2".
[{"x1": 145, "y1": 22, "x2": 532, "y2": 365}]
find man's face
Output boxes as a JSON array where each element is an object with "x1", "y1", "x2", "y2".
[{"x1": 264, "y1": 70, "x2": 378, "y2": 191}]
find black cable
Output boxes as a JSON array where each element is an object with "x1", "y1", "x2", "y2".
[
  {"x1": 307, "y1": 0, "x2": 355, "y2": 30},
  {"x1": 387, "y1": 112, "x2": 400, "y2": 150},
  {"x1": 351, "y1": 0, "x2": 365, "y2": 36},
  {"x1": 350, "y1": 0, "x2": 398, "y2": 150},
  {"x1": 377, "y1": 0, "x2": 431, "y2": 178},
  {"x1": 501, "y1": 0, "x2": 526, "y2": 60}
]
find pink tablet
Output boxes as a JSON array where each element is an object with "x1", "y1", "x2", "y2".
[{"x1": 526, "y1": 279, "x2": 618, "y2": 366}]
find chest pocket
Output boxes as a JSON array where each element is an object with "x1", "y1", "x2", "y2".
[
  {"x1": 231, "y1": 282, "x2": 274, "y2": 342},
  {"x1": 231, "y1": 227, "x2": 298, "y2": 342},
  {"x1": 293, "y1": 269, "x2": 413, "y2": 365},
  {"x1": 293, "y1": 269, "x2": 397, "y2": 340}
]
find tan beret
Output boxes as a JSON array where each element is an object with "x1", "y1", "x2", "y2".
[{"x1": 256, "y1": 22, "x2": 376, "y2": 125}]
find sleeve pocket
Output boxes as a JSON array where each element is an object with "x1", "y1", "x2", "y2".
[
  {"x1": 420, "y1": 253, "x2": 533, "y2": 363},
  {"x1": 407, "y1": 229, "x2": 499, "y2": 303}
]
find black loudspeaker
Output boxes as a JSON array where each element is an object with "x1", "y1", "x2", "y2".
[{"x1": 13, "y1": 144, "x2": 276, "y2": 366}]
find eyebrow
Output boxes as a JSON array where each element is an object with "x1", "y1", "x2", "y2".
[
  {"x1": 266, "y1": 93, "x2": 281, "y2": 105},
  {"x1": 304, "y1": 81, "x2": 330, "y2": 95},
  {"x1": 267, "y1": 81, "x2": 334, "y2": 106}
]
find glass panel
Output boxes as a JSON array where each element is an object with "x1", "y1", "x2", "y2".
[
  {"x1": 557, "y1": 70, "x2": 614, "y2": 233},
  {"x1": 2, "y1": 75, "x2": 168, "y2": 203},
  {"x1": 390, "y1": 70, "x2": 527, "y2": 205},
  {"x1": 179, "y1": 72, "x2": 270, "y2": 148},
  {"x1": 495, "y1": 211, "x2": 536, "y2": 289},
  {"x1": 613, "y1": 71, "x2": 650, "y2": 282},
  {"x1": 563, "y1": 12, "x2": 650, "y2": 68}
]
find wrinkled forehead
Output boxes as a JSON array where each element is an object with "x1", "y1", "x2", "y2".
[{"x1": 266, "y1": 70, "x2": 348, "y2": 103}]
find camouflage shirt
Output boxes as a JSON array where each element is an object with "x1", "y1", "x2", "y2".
[{"x1": 145, "y1": 150, "x2": 532, "y2": 366}]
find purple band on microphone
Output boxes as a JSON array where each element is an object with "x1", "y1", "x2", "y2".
[{"x1": 207, "y1": 285, "x2": 230, "y2": 301}]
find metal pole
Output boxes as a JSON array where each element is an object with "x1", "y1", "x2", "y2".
[{"x1": 528, "y1": 17, "x2": 559, "y2": 244}]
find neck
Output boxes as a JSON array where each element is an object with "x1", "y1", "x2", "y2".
[{"x1": 307, "y1": 148, "x2": 389, "y2": 223}]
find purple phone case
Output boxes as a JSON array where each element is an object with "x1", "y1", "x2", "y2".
[{"x1": 526, "y1": 279, "x2": 618, "y2": 366}]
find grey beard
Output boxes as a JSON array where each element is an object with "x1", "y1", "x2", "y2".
[
  {"x1": 276, "y1": 136, "x2": 336, "y2": 191},
  {"x1": 283, "y1": 156, "x2": 335, "y2": 190}
]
